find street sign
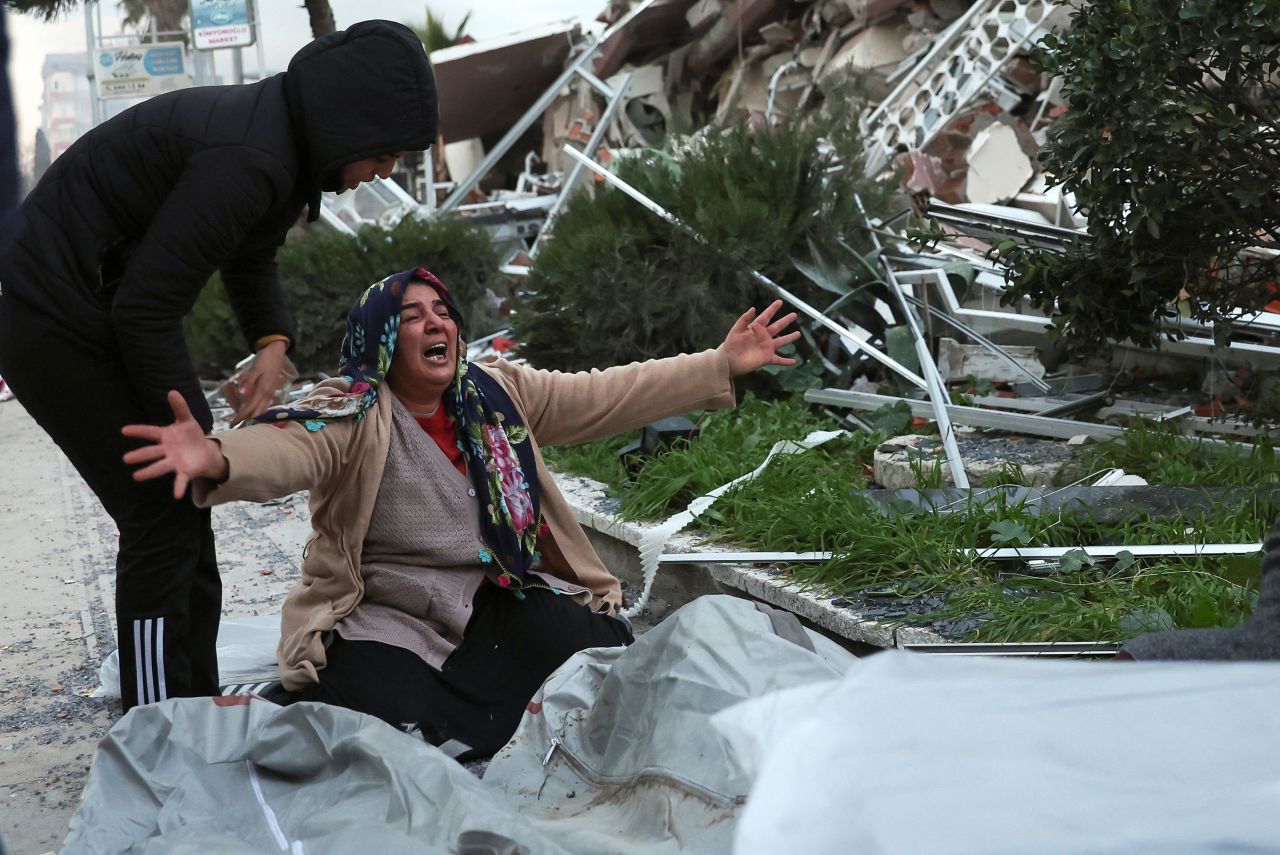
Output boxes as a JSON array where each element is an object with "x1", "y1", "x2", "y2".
[
  {"x1": 95, "y1": 43, "x2": 193, "y2": 100},
  {"x1": 190, "y1": 0, "x2": 256, "y2": 51}
]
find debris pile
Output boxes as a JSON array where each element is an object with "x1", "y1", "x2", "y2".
[
  {"x1": 318, "y1": 1, "x2": 1068, "y2": 242},
  {"x1": 302, "y1": 0, "x2": 1280, "y2": 451},
  {"x1": 412, "y1": 0, "x2": 1071, "y2": 219}
]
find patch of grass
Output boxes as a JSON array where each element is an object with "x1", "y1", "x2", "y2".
[
  {"x1": 545, "y1": 404, "x2": 1274, "y2": 642},
  {"x1": 617, "y1": 395, "x2": 841, "y2": 519},
  {"x1": 692, "y1": 434, "x2": 884, "y2": 551},
  {"x1": 937, "y1": 556, "x2": 1258, "y2": 643},
  {"x1": 700, "y1": 422, "x2": 1275, "y2": 641},
  {"x1": 544, "y1": 394, "x2": 848, "y2": 516},
  {"x1": 745, "y1": 487, "x2": 1272, "y2": 643},
  {"x1": 541, "y1": 432, "x2": 635, "y2": 488},
  {"x1": 978, "y1": 460, "x2": 1029, "y2": 487},
  {"x1": 1068, "y1": 420, "x2": 1280, "y2": 485}
]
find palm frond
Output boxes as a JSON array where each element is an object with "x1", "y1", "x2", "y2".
[{"x1": 5, "y1": 0, "x2": 82, "y2": 21}]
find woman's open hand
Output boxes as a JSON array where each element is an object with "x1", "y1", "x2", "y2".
[
  {"x1": 721, "y1": 300, "x2": 801, "y2": 376},
  {"x1": 121, "y1": 391, "x2": 228, "y2": 499}
]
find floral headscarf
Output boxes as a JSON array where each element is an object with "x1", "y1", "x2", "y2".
[{"x1": 255, "y1": 268, "x2": 544, "y2": 592}]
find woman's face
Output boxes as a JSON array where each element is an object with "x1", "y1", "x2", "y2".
[{"x1": 386, "y1": 282, "x2": 459, "y2": 403}]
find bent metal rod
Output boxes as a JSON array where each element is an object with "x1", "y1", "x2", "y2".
[{"x1": 560, "y1": 144, "x2": 928, "y2": 391}]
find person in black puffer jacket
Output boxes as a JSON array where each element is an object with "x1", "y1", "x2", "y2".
[{"x1": 0, "y1": 19, "x2": 438, "y2": 712}]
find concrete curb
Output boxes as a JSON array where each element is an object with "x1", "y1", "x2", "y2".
[{"x1": 552, "y1": 471, "x2": 943, "y2": 650}]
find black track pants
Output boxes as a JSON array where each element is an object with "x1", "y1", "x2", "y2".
[{"x1": 0, "y1": 290, "x2": 221, "y2": 711}]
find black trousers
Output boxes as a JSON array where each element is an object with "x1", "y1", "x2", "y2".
[
  {"x1": 289, "y1": 584, "x2": 633, "y2": 759},
  {"x1": 0, "y1": 291, "x2": 221, "y2": 711}
]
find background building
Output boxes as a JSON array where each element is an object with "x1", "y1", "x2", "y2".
[
  {"x1": 37, "y1": 51, "x2": 147, "y2": 171},
  {"x1": 39, "y1": 52, "x2": 94, "y2": 161}
]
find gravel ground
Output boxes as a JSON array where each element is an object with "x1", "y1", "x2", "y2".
[{"x1": 0, "y1": 399, "x2": 304, "y2": 854}]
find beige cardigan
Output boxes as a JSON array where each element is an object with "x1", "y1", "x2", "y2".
[{"x1": 195, "y1": 348, "x2": 736, "y2": 690}]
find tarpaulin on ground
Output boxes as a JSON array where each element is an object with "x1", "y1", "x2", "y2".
[
  {"x1": 62, "y1": 596, "x2": 854, "y2": 854},
  {"x1": 722, "y1": 652, "x2": 1280, "y2": 855}
]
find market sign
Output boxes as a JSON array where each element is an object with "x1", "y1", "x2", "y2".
[
  {"x1": 96, "y1": 43, "x2": 193, "y2": 100},
  {"x1": 191, "y1": 0, "x2": 256, "y2": 50}
]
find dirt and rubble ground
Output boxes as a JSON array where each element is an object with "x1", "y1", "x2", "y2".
[{"x1": 0, "y1": 397, "x2": 308, "y2": 854}]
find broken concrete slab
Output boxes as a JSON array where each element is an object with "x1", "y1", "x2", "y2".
[
  {"x1": 594, "y1": 0, "x2": 697, "y2": 80},
  {"x1": 927, "y1": 0, "x2": 970, "y2": 21},
  {"x1": 900, "y1": 149, "x2": 949, "y2": 197},
  {"x1": 718, "y1": 51, "x2": 811, "y2": 121},
  {"x1": 684, "y1": 0, "x2": 792, "y2": 79},
  {"x1": 685, "y1": 0, "x2": 722, "y2": 31},
  {"x1": 872, "y1": 432, "x2": 1074, "y2": 489},
  {"x1": 430, "y1": 22, "x2": 579, "y2": 145},
  {"x1": 824, "y1": 22, "x2": 913, "y2": 87},
  {"x1": 607, "y1": 64, "x2": 672, "y2": 146},
  {"x1": 841, "y1": 0, "x2": 914, "y2": 30},
  {"x1": 937, "y1": 336, "x2": 1045, "y2": 384},
  {"x1": 758, "y1": 21, "x2": 796, "y2": 47},
  {"x1": 963, "y1": 120, "x2": 1037, "y2": 204}
]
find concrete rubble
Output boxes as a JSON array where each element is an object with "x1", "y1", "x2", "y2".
[
  {"x1": 327, "y1": 0, "x2": 1076, "y2": 250},
  {"x1": 332, "y1": 0, "x2": 1280, "y2": 437}
]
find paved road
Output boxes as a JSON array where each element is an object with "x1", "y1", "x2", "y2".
[{"x1": 0, "y1": 397, "x2": 308, "y2": 854}]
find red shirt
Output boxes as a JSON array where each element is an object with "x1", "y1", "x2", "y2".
[{"x1": 414, "y1": 408, "x2": 466, "y2": 475}]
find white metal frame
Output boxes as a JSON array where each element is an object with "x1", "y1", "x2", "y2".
[{"x1": 862, "y1": 0, "x2": 1062, "y2": 174}]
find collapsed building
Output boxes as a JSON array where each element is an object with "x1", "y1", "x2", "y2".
[
  {"x1": 325, "y1": 0, "x2": 1070, "y2": 236},
  {"x1": 310, "y1": 0, "x2": 1278, "y2": 465}
]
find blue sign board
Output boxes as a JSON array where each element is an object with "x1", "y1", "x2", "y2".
[{"x1": 190, "y1": 0, "x2": 255, "y2": 50}]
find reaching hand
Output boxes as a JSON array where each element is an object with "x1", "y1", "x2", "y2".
[
  {"x1": 721, "y1": 300, "x2": 801, "y2": 376},
  {"x1": 122, "y1": 391, "x2": 228, "y2": 500},
  {"x1": 232, "y1": 340, "x2": 289, "y2": 426}
]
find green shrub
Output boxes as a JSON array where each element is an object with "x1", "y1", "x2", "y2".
[
  {"x1": 514, "y1": 89, "x2": 891, "y2": 388},
  {"x1": 186, "y1": 215, "x2": 506, "y2": 377},
  {"x1": 186, "y1": 273, "x2": 245, "y2": 379},
  {"x1": 273, "y1": 223, "x2": 371, "y2": 374},
  {"x1": 1000, "y1": 0, "x2": 1280, "y2": 354}
]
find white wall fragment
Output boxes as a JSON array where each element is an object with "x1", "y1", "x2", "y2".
[
  {"x1": 936, "y1": 337, "x2": 1045, "y2": 383},
  {"x1": 963, "y1": 122, "x2": 1035, "y2": 204}
]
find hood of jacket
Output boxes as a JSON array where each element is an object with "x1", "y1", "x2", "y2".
[{"x1": 284, "y1": 19, "x2": 438, "y2": 219}]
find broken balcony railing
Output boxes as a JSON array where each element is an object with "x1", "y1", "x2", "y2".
[
  {"x1": 437, "y1": 0, "x2": 660, "y2": 216},
  {"x1": 318, "y1": 176, "x2": 424, "y2": 237},
  {"x1": 861, "y1": 0, "x2": 1062, "y2": 175},
  {"x1": 528, "y1": 71, "x2": 635, "y2": 259},
  {"x1": 857, "y1": 194, "x2": 969, "y2": 486}
]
